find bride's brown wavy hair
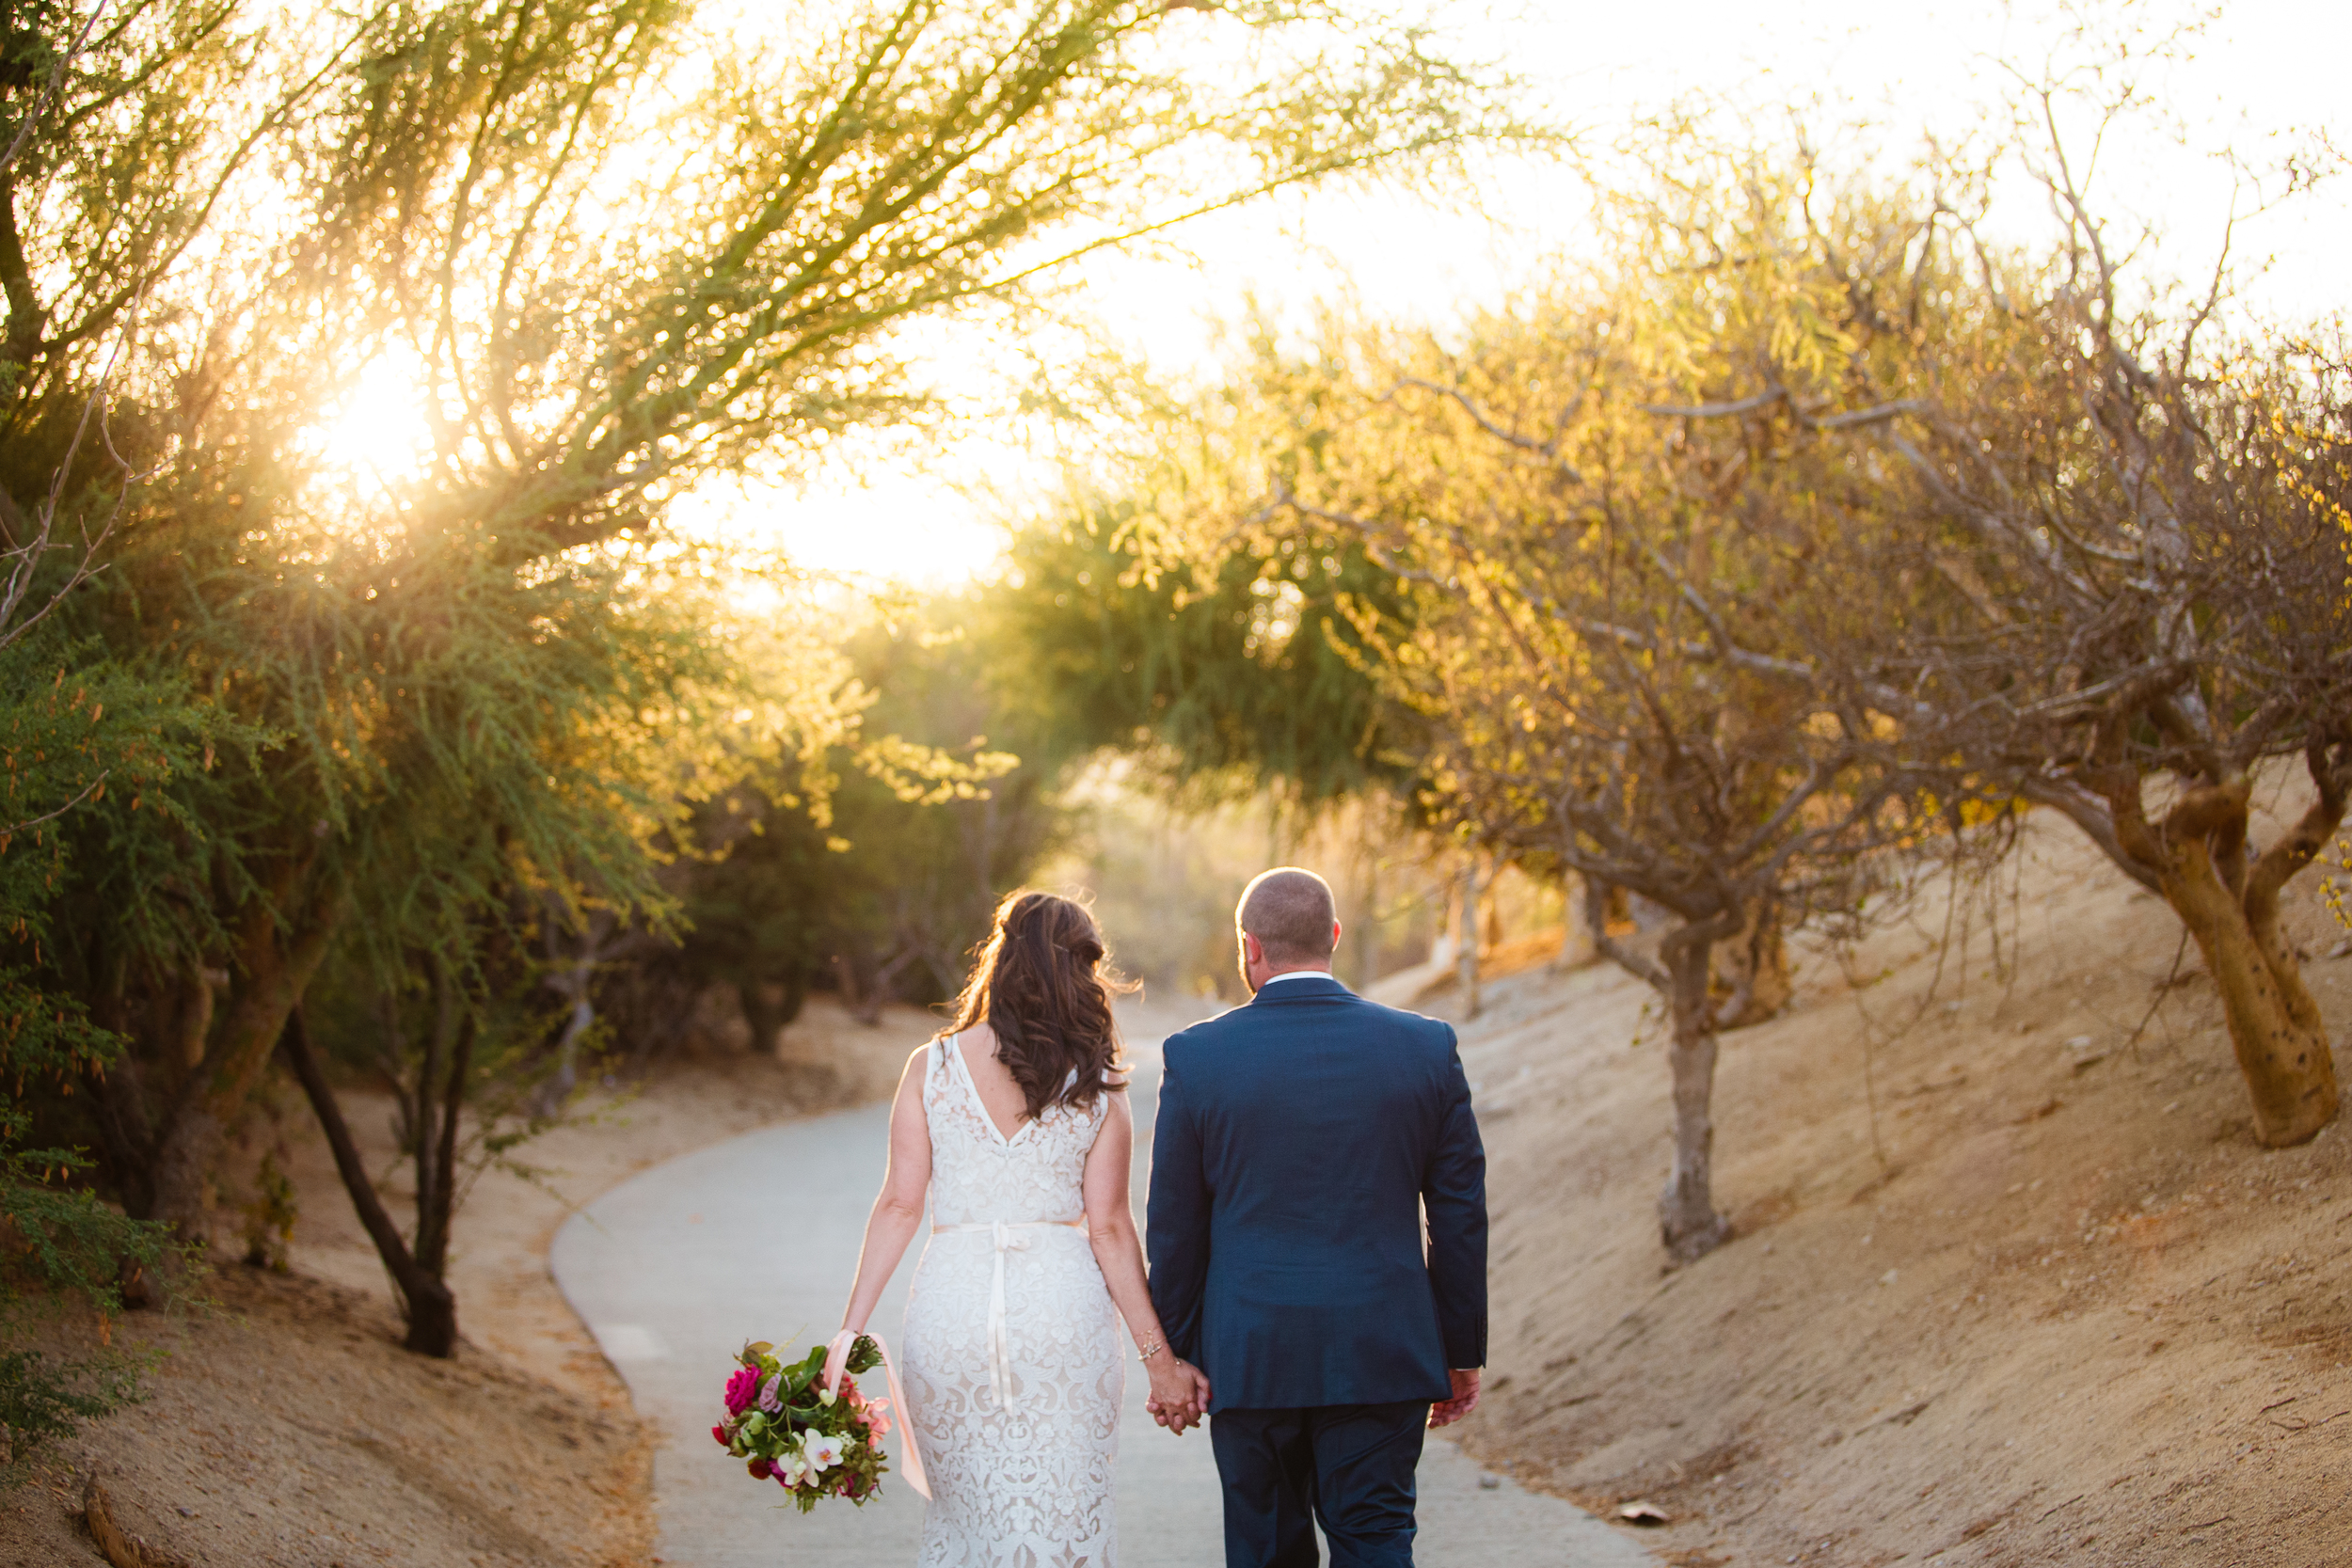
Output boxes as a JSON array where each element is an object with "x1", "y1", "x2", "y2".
[{"x1": 942, "y1": 891, "x2": 1132, "y2": 1121}]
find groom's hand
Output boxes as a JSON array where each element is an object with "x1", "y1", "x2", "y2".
[
  {"x1": 1428, "y1": 1368, "x2": 1482, "y2": 1429},
  {"x1": 1144, "y1": 1395, "x2": 1195, "y2": 1433},
  {"x1": 1145, "y1": 1358, "x2": 1212, "y2": 1434}
]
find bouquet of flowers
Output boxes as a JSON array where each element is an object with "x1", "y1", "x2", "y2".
[{"x1": 711, "y1": 1335, "x2": 896, "y2": 1512}]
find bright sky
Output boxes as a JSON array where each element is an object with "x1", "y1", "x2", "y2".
[{"x1": 708, "y1": 0, "x2": 2352, "y2": 586}]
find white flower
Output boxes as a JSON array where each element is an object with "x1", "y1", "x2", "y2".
[
  {"x1": 803, "y1": 1432, "x2": 846, "y2": 1473},
  {"x1": 774, "y1": 1447, "x2": 809, "y2": 1485}
]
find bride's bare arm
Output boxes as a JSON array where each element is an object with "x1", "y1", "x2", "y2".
[
  {"x1": 1083, "y1": 1093, "x2": 1212, "y2": 1429},
  {"x1": 838, "y1": 1049, "x2": 933, "y2": 1338}
]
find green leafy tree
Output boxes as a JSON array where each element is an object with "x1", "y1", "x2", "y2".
[
  {"x1": 997, "y1": 494, "x2": 1426, "y2": 804},
  {"x1": 660, "y1": 794, "x2": 840, "y2": 1052},
  {"x1": 0, "y1": 636, "x2": 210, "y2": 1468},
  {"x1": 653, "y1": 593, "x2": 1057, "y2": 1040},
  {"x1": 1, "y1": 0, "x2": 1521, "y2": 1274}
]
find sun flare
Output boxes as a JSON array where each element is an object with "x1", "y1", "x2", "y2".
[{"x1": 311, "y1": 356, "x2": 437, "y2": 483}]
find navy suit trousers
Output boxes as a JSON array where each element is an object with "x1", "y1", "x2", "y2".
[{"x1": 1209, "y1": 1401, "x2": 1430, "y2": 1568}]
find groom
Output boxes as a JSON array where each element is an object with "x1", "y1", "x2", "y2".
[{"x1": 1146, "y1": 867, "x2": 1487, "y2": 1568}]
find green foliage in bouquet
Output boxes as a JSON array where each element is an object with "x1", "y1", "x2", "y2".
[{"x1": 715, "y1": 1335, "x2": 894, "y2": 1513}]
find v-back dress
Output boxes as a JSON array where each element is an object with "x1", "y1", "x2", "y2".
[{"x1": 900, "y1": 1036, "x2": 1123, "y2": 1567}]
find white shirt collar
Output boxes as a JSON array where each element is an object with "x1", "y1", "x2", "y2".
[{"x1": 1256, "y1": 970, "x2": 1338, "y2": 989}]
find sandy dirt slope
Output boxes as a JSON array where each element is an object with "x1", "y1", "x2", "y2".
[
  {"x1": 0, "y1": 1266, "x2": 650, "y2": 1568},
  {"x1": 3, "y1": 995, "x2": 929, "y2": 1566},
  {"x1": 1415, "y1": 787, "x2": 2352, "y2": 1566},
  {"x1": 256, "y1": 994, "x2": 930, "y2": 1400}
]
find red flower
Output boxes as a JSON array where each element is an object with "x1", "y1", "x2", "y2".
[
  {"x1": 723, "y1": 1366, "x2": 761, "y2": 1417},
  {"x1": 710, "y1": 1424, "x2": 729, "y2": 1447}
]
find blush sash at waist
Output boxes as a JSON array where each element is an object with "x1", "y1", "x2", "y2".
[{"x1": 930, "y1": 1219, "x2": 1089, "y2": 1412}]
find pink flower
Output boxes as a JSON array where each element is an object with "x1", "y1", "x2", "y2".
[{"x1": 723, "y1": 1367, "x2": 759, "y2": 1416}]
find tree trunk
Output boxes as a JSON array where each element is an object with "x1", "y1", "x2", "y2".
[
  {"x1": 833, "y1": 951, "x2": 882, "y2": 1025},
  {"x1": 146, "y1": 1104, "x2": 225, "y2": 1242},
  {"x1": 87, "y1": 1049, "x2": 159, "y2": 1222},
  {"x1": 1553, "y1": 873, "x2": 1597, "y2": 971},
  {"x1": 739, "y1": 979, "x2": 783, "y2": 1056},
  {"x1": 2159, "y1": 789, "x2": 2339, "y2": 1146},
  {"x1": 1350, "y1": 842, "x2": 1381, "y2": 990},
  {"x1": 1709, "y1": 898, "x2": 1791, "y2": 1028},
  {"x1": 2176, "y1": 874, "x2": 2336, "y2": 1146},
  {"x1": 278, "y1": 1006, "x2": 459, "y2": 1356},
  {"x1": 411, "y1": 969, "x2": 451, "y2": 1249},
  {"x1": 1454, "y1": 856, "x2": 1489, "y2": 1019},
  {"x1": 1585, "y1": 879, "x2": 1739, "y2": 1263},
  {"x1": 147, "y1": 874, "x2": 341, "y2": 1237},
  {"x1": 175, "y1": 963, "x2": 215, "y2": 1069},
  {"x1": 530, "y1": 913, "x2": 605, "y2": 1116},
  {"x1": 2112, "y1": 749, "x2": 2345, "y2": 1148},
  {"x1": 417, "y1": 1011, "x2": 472, "y2": 1281},
  {"x1": 739, "y1": 973, "x2": 813, "y2": 1052},
  {"x1": 1657, "y1": 913, "x2": 1737, "y2": 1262}
]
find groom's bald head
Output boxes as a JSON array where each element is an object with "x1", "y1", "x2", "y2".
[{"x1": 1236, "y1": 867, "x2": 1338, "y2": 967}]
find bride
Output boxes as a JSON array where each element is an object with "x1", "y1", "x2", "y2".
[{"x1": 829, "y1": 890, "x2": 1211, "y2": 1566}]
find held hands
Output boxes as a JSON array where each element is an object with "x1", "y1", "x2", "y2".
[
  {"x1": 1428, "y1": 1368, "x2": 1482, "y2": 1429},
  {"x1": 1142, "y1": 1354, "x2": 1212, "y2": 1435}
]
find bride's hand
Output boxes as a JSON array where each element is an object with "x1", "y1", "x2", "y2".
[
  {"x1": 1145, "y1": 1355, "x2": 1209, "y2": 1433},
  {"x1": 819, "y1": 1328, "x2": 857, "y2": 1395},
  {"x1": 1174, "y1": 1360, "x2": 1212, "y2": 1431}
]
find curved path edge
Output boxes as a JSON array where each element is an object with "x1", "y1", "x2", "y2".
[{"x1": 550, "y1": 1040, "x2": 1661, "y2": 1567}]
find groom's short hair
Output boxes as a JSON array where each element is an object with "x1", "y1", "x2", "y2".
[{"x1": 1236, "y1": 867, "x2": 1337, "y2": 965}]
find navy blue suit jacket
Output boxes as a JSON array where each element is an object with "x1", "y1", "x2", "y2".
[{"x1": 1146, "y1": 974, "x2": 1487, "y2": 1412}]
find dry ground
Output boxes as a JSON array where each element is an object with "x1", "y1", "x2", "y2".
[
  {"x1": 3, "y1": 994, "x2": 928, "y2": 1566},
  {"x1": 1408, "y1": 782, "x2": 2352, "y2": 1566},
  {"x1": 0, "y1": 1265, "x2": 651, "y2": 1568},
  {"x1": 16, "y1": 805, "x2": 2350, "y2": 1568},
  {"x1": 260, "y1": 993, "x2": 927, "y2": 1399}
]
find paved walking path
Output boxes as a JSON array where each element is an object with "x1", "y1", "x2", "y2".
[{"x1": 551, "y1": 1037, "x2": 1660, "y2": 1567}]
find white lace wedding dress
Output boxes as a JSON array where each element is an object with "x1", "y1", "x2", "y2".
[{"x1": 900, "y1": 1036, "x2": 1123, "y2": 1567}]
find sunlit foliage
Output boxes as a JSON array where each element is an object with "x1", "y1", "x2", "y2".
[{"x1": 1, "y1": 0, "x2": 1516, "y2": 1339}]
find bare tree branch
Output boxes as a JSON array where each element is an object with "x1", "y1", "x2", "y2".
[{"x1": 0, "y1": 0, "x2": 116, "y2": 179}]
